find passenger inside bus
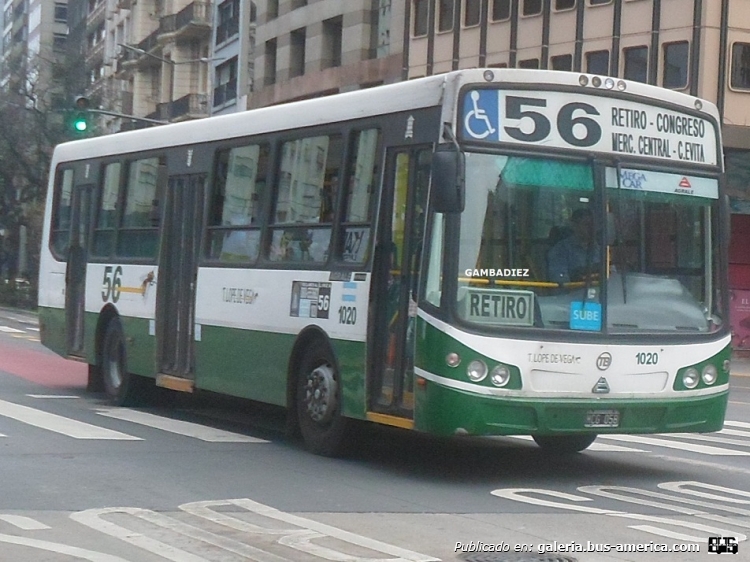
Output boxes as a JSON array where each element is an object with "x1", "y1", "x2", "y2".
[{"x1": 547, "y1": 208, "x2": 600, "y2": 284}]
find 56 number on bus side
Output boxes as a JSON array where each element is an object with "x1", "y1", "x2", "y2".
[{"x1": 102, "y1": 265, "x2": 122, "y2": 303}]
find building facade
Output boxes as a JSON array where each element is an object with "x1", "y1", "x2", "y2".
[
  {"x1": 210, "y1": 0, "x2": 255, "y2": 115},
  {"x1": 250, "y1": 0, "x2": 403, "y2": 108}
]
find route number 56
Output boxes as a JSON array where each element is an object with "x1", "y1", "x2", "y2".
[
  {"x1": 504, "y1": 96, "x2": 602, "y2": 147},
  {"x1": 102, "y1": 265, "x2": 122, "y2": 302}
]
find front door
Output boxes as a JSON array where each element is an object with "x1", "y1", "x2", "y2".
[
  {"x1": 65, "y1": 184, "x2": 92, "y2": 356},
  {"x1": 155, "y1": 174, "x2": 205, "y2": 380},
  {"x1": 369, "y1": 147, "x2": 431, "y2": 416}
]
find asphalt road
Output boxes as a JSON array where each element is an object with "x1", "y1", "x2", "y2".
[{"x1": 0, "y1": 307, "x2": 748, "y2": 562}]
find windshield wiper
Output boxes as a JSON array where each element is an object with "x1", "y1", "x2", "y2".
[{"x1": 615, "y1": 161, "x2": 627, "y2": 304}]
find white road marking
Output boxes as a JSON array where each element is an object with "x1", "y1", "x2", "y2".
[
  {"x1": 598, "y1": 434, "x2": 750, "y2": 455},
  {"x1": 491, "y1": 487, "x2": 747, "y2": 543},
  {"x1": 97, "y1": 408, "x2": 268, "y2": 442},
  {"x1": 182, "y1": 498, "x2": 440, "y2": 561},
  {"x1": 0, "y1": 326, "x2": 24, "y2": 333},
  {"x1": 26, "y1": 395, "x2": 80, "y2": 399},
  {"x1": 0, "y1": 514, "x2": 50, "y2": 530},
  {"x1": 0, "y1": 399, "x2": 141, "y2": 440},
  {"x1": 724, "y1": 420, "x2": 750, "y2": 430},
  {"x1": 0, "y1": 532, "x2": 130, "y2": 561},
  {"x1": 661, "y1": 432, "x2": 750, "y2": 448}
]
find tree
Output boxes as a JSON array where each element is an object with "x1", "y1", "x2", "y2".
[{"x1": 0, "y1": 51, "x2": 87, "y2": 306}]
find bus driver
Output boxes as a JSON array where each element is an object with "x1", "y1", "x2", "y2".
[{"x1": 547, "y1": 208, "x2": 600, "y2": 284}]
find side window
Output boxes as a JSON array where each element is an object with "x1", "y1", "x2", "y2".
[
  {"x1": 51, "y1": 168, "x2": 74, "y2": 258},
  {"x1": 207, "y1": 143, "x2": 269, "y2": 262},
  {"x1": 339, "y1": 128, "x2": 380, "y2": 263},
  {"x1": 269, "y1": 134, "x2": 343, "y2": 263},
  {"x1": 92, "y1": 162, "x2": 121, "y2": 257},
  {"x1": 117, "y1": 156, "x2": 165, "y2": 259}
]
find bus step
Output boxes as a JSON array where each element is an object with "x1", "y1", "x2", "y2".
[{"x1": 156, "y1": 374, "x2": 194, "y2": 393}]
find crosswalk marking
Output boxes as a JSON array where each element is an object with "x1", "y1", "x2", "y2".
[
  {"x1": 0, "y1": 326, "x2": 24, "y2": 333},
  {"x1": 0, "y1": 399, "x2": 141, "y2": 440},
  {"x1": 598, "y1": 434, "x2": 750, "y2": 455},
  {"x1": 97, "y1": 408, "x2": 268, "y2": 443}
]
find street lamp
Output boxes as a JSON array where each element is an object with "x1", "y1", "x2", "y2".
[{"x1": 117, "y1": 43, "x2": 223, "y2": 120}]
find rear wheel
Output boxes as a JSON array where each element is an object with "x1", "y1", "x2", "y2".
[
  {"x1": 101, "y1": 319, "x2": 143, "y2": 406},
  {"x1": 532, "y1": 434, "x2": 597, "y2": 454},
  {"x1": 296, "y1": 342, "x2": 351, "y2": 456}
]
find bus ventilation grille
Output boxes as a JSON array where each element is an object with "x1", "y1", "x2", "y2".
[{"x1": 460, "y1": 555, "x2": 578, "y2": 562}]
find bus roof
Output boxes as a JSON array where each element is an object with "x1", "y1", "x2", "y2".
[{"x1": 52, "y1": 68, "x2": 721, "y2": 164}]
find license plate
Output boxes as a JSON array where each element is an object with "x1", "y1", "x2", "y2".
[{"x1": 585, "y1": 409, "x2": 620, "y2": 428}]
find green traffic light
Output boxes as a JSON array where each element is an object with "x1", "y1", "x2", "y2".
[{"x1": 74, "y1": 119, "x2": 87, "y2": 132}]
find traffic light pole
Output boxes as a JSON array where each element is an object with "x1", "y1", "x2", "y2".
[{"x1": 87, "y1": 108, "x2": 167, "y2": 125}]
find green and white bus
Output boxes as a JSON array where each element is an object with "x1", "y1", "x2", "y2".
[{"x1": 39, "y1": 69, "x2": 730, "y2": 455}]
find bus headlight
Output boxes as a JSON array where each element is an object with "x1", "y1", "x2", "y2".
[
  {"x1": 445, "y1": 353, "x2": 461, "y2": 367},
  {"x1": 682, "y1": 367, "x2": 700, "y2": 389},
  {"x1": 490, "y1": 365, "x2": 511, "y2": 387},
  {"x1": 702, "y1": 364, "x2": 718, "y2": 385},
  {"x1": 467, "y1": 360, "x2": 488, "y2": 382}
]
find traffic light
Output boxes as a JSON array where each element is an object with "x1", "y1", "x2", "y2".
[
  {"x1": 72, "y1": 112, "x2": 89, "y2": 132},
  {"x1": 70, "y1": 96, "x2": 90, "y2": 134}
]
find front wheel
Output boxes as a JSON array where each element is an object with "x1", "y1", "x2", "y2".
[
  {"x1": 532, "y1": 434, "x2": 597, "y2": 454},
  {"x1": 101, "y1": 319, "x2": 143, "y2": 406},
  {"x1": 296, "y1": 342, "x2": 351, "y2": 456}
]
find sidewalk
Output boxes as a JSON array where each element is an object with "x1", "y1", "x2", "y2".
[{"x1": 732, "y1": 353, "x2": 750, "y2": 377}]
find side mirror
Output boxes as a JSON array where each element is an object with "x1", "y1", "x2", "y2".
[{"x1": 431, "y1": 149, "x2": 465, "y2": 213}]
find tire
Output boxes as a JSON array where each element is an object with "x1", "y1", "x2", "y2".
[
  {"x1": 86, "y1": 363, "x2": 104, "y2": 393},
  {"x1": 296, "y1": 342, "x2": 351, "y2": 456},
  {"x1": 101, "y1": 319, "x2": 142, "y2": 406},
  {"x1": 532, "y1": 434, "x2": 597, "y2": 454}
]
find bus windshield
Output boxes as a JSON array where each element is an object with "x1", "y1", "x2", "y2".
[{"x1": 455, "y1": 151, "x2": 723, "y2": 335}]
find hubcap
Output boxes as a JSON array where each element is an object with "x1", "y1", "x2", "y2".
[{"x1": 304, "y1": 364, "x2": 337, "y2": 423}]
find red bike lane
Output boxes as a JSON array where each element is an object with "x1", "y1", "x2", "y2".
[{"x1": 0, "y1": 340, "x2": 88, "y2": 388}]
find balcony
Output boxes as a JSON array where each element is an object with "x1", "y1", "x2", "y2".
[
  {"x1": 156, "y1": 93, "x2": 208, "y2": 121},
  {"x1": 86, "y1": 0, "x2": 106, "y2": 29},
  {"x1": 215, "y1": 18, "x2": 239, "y2": 45},
  {"x1": 212, "y1": 78, "x2": 236, "y2": 107},
  {"x1": 159, "y1": 1, "x2": 211, "y2": 41}
]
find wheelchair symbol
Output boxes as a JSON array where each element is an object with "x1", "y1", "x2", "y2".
[{"x1": 464, "y1": 91, "x2": 496, "y2": 139}]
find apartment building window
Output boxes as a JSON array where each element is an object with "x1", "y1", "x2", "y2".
[
  {"x1": 519, "y1": 58, "x2": 540, "y2": 68},
  {"x1": 213, "y1": 57, "x2": 237, "y2": 107},
  {"x1": 492, "y1": 0, "x2": 510, "y2": 20},
  {"x1": 413, "y1": 0, "x2": 428, "y2": 37},
  {"x1": 290, "y1": 28, "x2": 306, "y2": 78},
  {"x1": 53, "y1": 33, "x2": 67, "y2": 52},
  {"x1": 54, "y1": 3, "x2": 67, "y2": 22},
  {"x1": 264, "y1": 39, "x2": 277, "y2": 85},
  {"x1": 663, "y1": 41, "x2": 688, "y2": 89},
  {"x1": 291, "y1": 0, "x2": 307, "y2": 9},
  {"x1": 216, "y1": 0, "x2": 240, "y2": 44},
  {"x1": 589, "y1": 0, "x2": 611, "y2": 5},
  {"x1": 522, "y1": 0, "x2": 542, "y2": 16},
  {"x1": 551, "y1": 54, "x2": 572, "y2": 71},
  {"x1": 438, "y1": 0, "x2": 454, "y2": 32},
  {"x1": 267, "y1": 0, "x2": 278, "y2": 20},
  {"x1": 731, "y1": 43, "x2": 750, "y2": 90},
  {"x1": 464, "y1": 0, "x2": 480, "y2": 27},
  {"x1": 586, "y1": 50, "x2": 609, "y2": 75},
  {"x1": 623, "y1": 46, "x2": 648, "y2": 83},
  {"x1": 556, "y1": 0, "x2": 575, "y2": 9},
  {"x1": 322, "y1": 16, "x2": 342, "y2": 69}
]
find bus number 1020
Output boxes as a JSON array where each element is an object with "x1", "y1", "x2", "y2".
[
  {"x1": 338, "y1": 306, "x2": 357, "y2": 325},
  {"x1": 635, "y1": 352, "x2": 659, "y2": 365}
]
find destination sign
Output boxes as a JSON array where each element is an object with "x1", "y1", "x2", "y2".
[
  {"x1": 460, "y1": 89, "x2": 718, "y2": 166},
  {"x1": 464, "y1": 288, "x2": 534, "y2": 327}
]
